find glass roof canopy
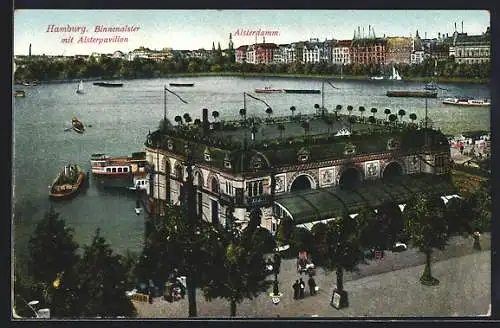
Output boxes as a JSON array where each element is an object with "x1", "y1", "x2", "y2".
[{"x1": 274, "y1": 174, "x2": 456, "y2": 225}]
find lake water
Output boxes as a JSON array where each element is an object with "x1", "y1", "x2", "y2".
[{"x1": 11, "y1": 76, "x2": 491, "y2": 275}]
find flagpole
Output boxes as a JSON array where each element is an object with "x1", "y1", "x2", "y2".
[
  {"x1": 164, "y1": 85, "x2": 167, "y2": 121},
  {"x1": 321, "y1": 80, "x2": 325, "y2": 110}
]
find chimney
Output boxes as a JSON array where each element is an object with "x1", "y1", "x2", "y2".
[
  {"x1": 462, "y1": 21, "x2": 463, "y2": 33},
  {"x1": 29, "y1": 43, "x2": 32, "y2": 57},
  {"x1": 455, "y1": 22, "x2": 457, "y2": 32},
  {"x1": 202, "y1": 108, "x2": 209, "y2": 135}
]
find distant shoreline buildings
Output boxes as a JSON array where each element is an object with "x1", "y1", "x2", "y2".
[{"x1": 16, "y1": 23, "x2": 490, "y2": 66}]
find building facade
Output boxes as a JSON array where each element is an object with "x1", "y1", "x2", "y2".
[
  {"x1": 145, "y1": 106, "x2": 453, "y2": 234},
  {"x1": 385, "y1": 37, "x2": 413, "y2": 64},
  {"x1": 350, "y1": 37, "x2": 386, "y2": 65},
  {"x1": 235, "y1": 45, "x2": 248, "y2": 63},
  {"x1": 332, "y1": 40, "x2": 352, "y2": 65},
  {"x1": 448, "y1": 27, "x2": 491, "y2": 64}
]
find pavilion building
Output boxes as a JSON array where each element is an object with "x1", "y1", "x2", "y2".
[{"x1": 144, "y1": 98, "x2": 455, "y2": 235}]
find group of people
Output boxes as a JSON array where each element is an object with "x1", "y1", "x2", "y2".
[{"x1": 292, "y1": 275, "x2": 317, "y2": 300}]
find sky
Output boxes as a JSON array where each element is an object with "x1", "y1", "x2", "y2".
[{"x1": 13, "y1": 9, "x2": 491, "y2": 56}]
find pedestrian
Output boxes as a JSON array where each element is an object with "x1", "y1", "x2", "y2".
[
  {"x1": 299, "y1": 278, "x2": 305, "y2": 299},
  {"x1": 308, "y1": 276, "x2": 317, "y2": 296},
  {"x1": 292, "y1": 280, "x2": 299, "y2": 300}
]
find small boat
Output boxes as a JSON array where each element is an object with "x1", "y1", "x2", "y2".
[
  {"x1": 72, "y1": 116, "x2": 85, "y2": 133},
  {"x1": 386, "y1": 90, "x2": 437, "y2": 98},
  {"x1": 76, "y1": 80, "x2": 84, "y2": 94},
  {"x1": 442, "y1": 97, "x2": 491, "y2": 107},
  {"x1": 169, "y1": 83, "x2": 194, "y2": 87},
  {"x1": 369, "y1": 76, "x2": 384, "y2": 80},
  {"x1": 255, "y1": 87, "x2": 284, "y2": 93},
  {"x1": 284, "y1": 89, "x2": 321, "y2": 94},
  {"x1": 93, "y1": 82, "x2": 123, "y2": 87},
  {"x1": 22, "y1": 81, "x2": 39, "y2": 87},
  {"x1": 14, "y1": 90, "x2": 25, "y2": 97},
  {"x1": 90, "y1": 152, "x2": 148, "y2": 177},
  {"x1": 49, "y1": 164, "x2": 86, "y2": 199}
]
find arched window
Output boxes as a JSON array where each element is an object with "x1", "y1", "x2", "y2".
[
  {"x1": 211, "y1": 177, "x2": 219, "y2": 193},
  {"x1": 175, "y1": 164, "x2": 183, "y2": 180}
]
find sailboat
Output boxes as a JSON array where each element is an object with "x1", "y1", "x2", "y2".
[
  {"x1": 389, "y1": 66, "x2": 402, "y2": 80},
  {"x1": 76, "y1": 80, "x2": 84, "y2": 94}
]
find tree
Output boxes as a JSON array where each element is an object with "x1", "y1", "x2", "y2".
[
  {"x1": 384, "y1": 108, "x2": 391, "y2": 120},
  {"x1": 334, "y1": 105, "x2": 342, "y2": 120},
  {"x1": 275, "y1": 216, "x2": 294, "y2": 246},
  {"x1": 28, "y1": 208, "x2": 79, "y2": 288},
  {"x1": 265, "y1": 107, "x2": 273, "y2": 119},
  {"x1": 239, "y1": 108, "x2": 246, "y2": 121},
  {"x1": 409, "y1": 113, "x2": 417, "y2": 124},
  {"x1": 370, "y1": 107, "x2": 377, "y2": 118},
  {"x1": 277, "y1": 123, "x2": 285, "y2": 139},
  {"x1": 250, "y1": 125, "x2": 258, "y2": 141},
  {"x1": 301, "y1": 121, "x2": 310, "y2": 137},
  {"x1": 289, "y1": 106, "x2": 296, "y2": 117},
  {"x1": 358, "y1": 106, "x2": 366, "y2": 119},
  {"x1": 288, "y1": 227, "x2": 314, "y2": 255},
  {"x1": 183, "y1": 113, "x2": 192, "y2": 125},
  {"x1": 445, "y1": 197, "x2": 474, "y2": 237},
  {"x1": 388, "y1": 114, "x2": 398, "y2": 125},
  {"x1": 313, "y1": 214, "x2": 363, "y2": 309},
  {"x1": 398, "y1": 109, "x2": 406, "y2": 122},
  {"x1": 174, "y1": 115, "x2": 183, "y2": 126},
  {"x1": 347, "y1": 105, "x2": 354, "y2": 117},
  {"x1": 202, "y1": 212, "x2": 273, "y2": 316},
  {"x1": 212, "y1": 111, "x2": 220, "y2": 122},
  {"x1": 76, "y1": 229, "x2": 137, "y2": 317},
  {"x1": 27, "y1": 208, "x2": 81, "y2": 316},
  {"x1": 402, "y1": 193, "x2": 449, "y2": 286}
]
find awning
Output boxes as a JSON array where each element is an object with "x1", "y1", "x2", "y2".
[{"x1": 274, "y1": 174, "x2": 457, "y2": 225}]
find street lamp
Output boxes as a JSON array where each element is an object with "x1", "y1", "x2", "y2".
[{"x1": 269, "y1": 251, "x2": 282, "y2": 305}]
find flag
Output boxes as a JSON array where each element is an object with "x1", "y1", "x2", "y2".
[
  {"x1": 164, "y1": 87, "x2": 189, "y2": 104},
  {"x1": 245, "y1": 92, "x2": 272, "y2": 108}
]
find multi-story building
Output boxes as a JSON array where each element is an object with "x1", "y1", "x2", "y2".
[
  {"x1": 448, "y1": 27, "x2": 491, "y2": 64},
  {"x1": 254, "y1": 43, "x2": 278, "y2": 64},
  {"x1": 245, "y1": 45, "x2": 256, "y2": 64},
  {"x1": 273, "y1": 44, "x2": 288, "y2": 63},
  {"x1": 332, "y1": 40, "x2": 352, "y2": 65},
  {"x1": 321, "y1": 39, "x2": 336, "y2": 63},
  {"x1": 351, "y1": 37, "x2": 386, "y2": 65},
  {"x1": 235, "y1": 45, "x2": 248, "y2": 63},
  {"x1": 144, "y1": 104, "x2": 454, "y2": 235},
  {"x1": 282, "y1": 43, "x2": 298, "y2": 63},
  {"x1": 410, "y1": 31, "x2": 425, "y2": 65},
  {"x1": 385, "y1": 37, "x2": 413, "y2": 65},
  {"x1": 302, "y1": 39, "x2": 322, "y2": 64}
]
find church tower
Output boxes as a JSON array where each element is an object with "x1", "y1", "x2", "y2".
[{"x1": 228, "y1": 33, "x2": 233, "y2": 51}]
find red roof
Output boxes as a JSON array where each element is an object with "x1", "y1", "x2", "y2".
[
  {"x1": 236, "y1": 45, "x2": 248, "y2": 51},
  {"x1": 337, "y1": 40, "x2": 352, "y2": 47},
  {"x1": 255, "y1": 43, "x2": 278, "y2": 49}
]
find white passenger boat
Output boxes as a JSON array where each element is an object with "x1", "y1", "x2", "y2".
[{"x1": 442, "y1": 97, "x2": 490, "y2": 107}]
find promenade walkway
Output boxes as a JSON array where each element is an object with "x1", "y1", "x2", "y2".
[{"x1": 133, "y1": 234, "x2": 491, "y2": 318}]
